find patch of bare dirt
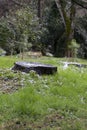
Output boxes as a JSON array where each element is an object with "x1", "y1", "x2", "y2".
[
  {"x1": 0, "y1": 69, "x2": 24, "y2": 94},
  {"x1": 2, "y1": 113, "x2": 64, "y2": 130},
  {"x1": 0, "y1": 77, "x2": 22, "y2": 94}
]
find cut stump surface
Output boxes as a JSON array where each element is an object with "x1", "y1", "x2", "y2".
[{"x1": 12, "y1": 62, "x2": 57, "y2": 75}]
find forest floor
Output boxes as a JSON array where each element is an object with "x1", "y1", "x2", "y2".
[{"x1": 0, "y1": 56, "x2": 87, "y2": 130}]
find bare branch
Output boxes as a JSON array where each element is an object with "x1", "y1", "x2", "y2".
[
  {"x1": 73, "y1": 0, "x2": 87, "y2": 9},
  {"x1": 55, "y1": 0, "x2": 66, "y2": 27}
]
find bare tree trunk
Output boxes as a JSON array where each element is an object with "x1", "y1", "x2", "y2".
[
  {"x1": 55, "y1": 0, "x2": 66, "y2": 28},
  {"x1": 55, "y1": 0, "x2": 76, "y2": 57}
]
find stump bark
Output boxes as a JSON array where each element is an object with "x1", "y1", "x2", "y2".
[{"x1": 12, "y1": 62, "x2": 57, "y2": 75}]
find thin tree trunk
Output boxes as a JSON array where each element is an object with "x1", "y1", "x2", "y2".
[
  {"x1": 37, "y1": 0, "x2": 41, "y2": 20},
  {"x1": 65, "y1": 1, "x2": 76, "y2": 57},
  {"x1": 55, "y1": 0, "x2": 66, "y2": 28}
]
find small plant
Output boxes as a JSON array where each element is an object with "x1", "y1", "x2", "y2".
[
  {"x1": 68, "y1": 39, "x2": 80, "y2": 59},
  {"x1": 0, "y1": 48, "x2": 6, "y2": 56}
]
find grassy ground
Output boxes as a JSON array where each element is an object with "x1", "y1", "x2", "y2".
[{"x1": 0, "y1": 56, "x2": 87, "y2": 130}]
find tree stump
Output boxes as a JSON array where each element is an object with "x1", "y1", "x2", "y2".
[
  {"x1": 12, "y1": 62, "x2": 57, "y2": 75},
  {"x1": 61, "y1": 61, "x2": 87, "y2": 69}
]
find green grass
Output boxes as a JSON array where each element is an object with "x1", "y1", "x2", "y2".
[{"x1": 0, "y1": 56, "x2": 87, "y2": 130}]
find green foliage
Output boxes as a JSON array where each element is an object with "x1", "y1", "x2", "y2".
[
  {"x1": 0, "y1": 0, "x2": 87, "y2": 58},
  {"x1": 0, "y1": 6, "x2": 41, "y2": 55},
  {"x1": 0, "y1": 19, "x2": 13, "y2": 50},
  {"x1": 68, "y1": 39, "x2": 80, "y2": 58}
]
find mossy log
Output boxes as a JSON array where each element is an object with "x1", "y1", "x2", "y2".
[{"x1": 12, "y1": 62, "x2": 57, "y2": 75}]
